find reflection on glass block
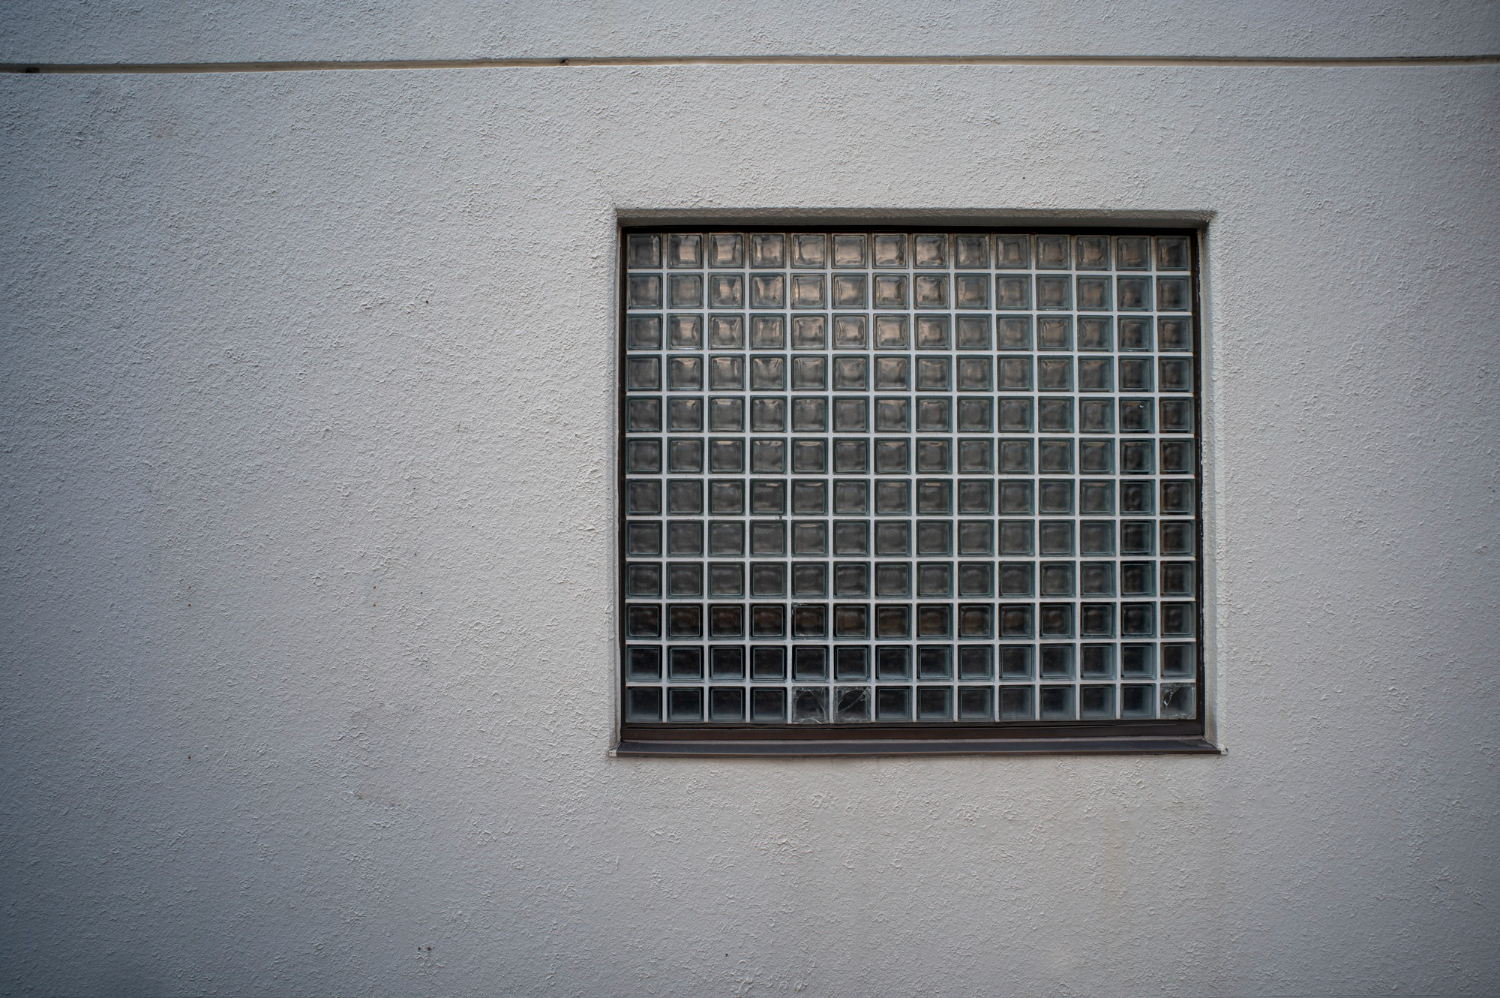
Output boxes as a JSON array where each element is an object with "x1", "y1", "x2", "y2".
[
  {"x1": 832, "y1": 233, "x2": 867, "y2": 268},
  {"x1": 1036, "y1": 234, "x2": 1070, "y2": 269},
  {"x1": 956, "y1": 562, "x2": 992, "y2": 598},
  {"x1": 833, "y1": 520, "x2": 870, "y2": 556},
  {"x1": 626, "y1": 439, "x2": 661, "y2": 474},
  {"x1": 1121, "y1": 644, "x2": 1155, "y2": 678},
  {"x1": 832, "y1": 356, "x2": 869, "y2": 392},
  {"x1": 792, "y1": 604, "x2": 828, "y2": 638},
  {"x1": 995, "y1": 234, "x2": 1029, "y2": 267},
  {"x1": 874, "y1": 439, "x2": 911, "y2": 474},
  {"x1": 1076, "y1": 235, "x2": 1110, "y2": 270},
  {"x1": 1120, "y1": 440, "x2": 1154, "y2": 475},
  {"x1": 913, "y1": 400, "x2": 948, "y2": 435},
  {"x1": 999, "y1": 439, "x2": 1033, "y2": 475},
  {"x1": 710, "y1": 276, "x2": 744, "y2": 310},
  {"x1": 628, "y1": 687, "x2": 662, "y2": 721},
  {"x1": 628, "y1": 398, "x2": 662, "y2": 433},
  {"x1": 667, "y1": 480, "x2": 703, "y2": 514},
  {"x1": 1040, "y1": 685, "x2": 1075, "y2": 720},
  {"x1": 749, "y1": 480, "x2": 785, "y2": 514},
  {"x1": 791, "y1": 233, "x2": 826, "y2": 268},
  {"x1": 833, "y1": 274, "x2": 867, "y2": 308},
  {"x1": 1159, "y1": 399, "x2": 1193, "y2": 434},
  {"x1": 1120, "y1": 481, "x2": 1153, "y2": 515},
  {"x1": 1117, "y1": 276, "x2": 1150, "y2": 311},
  {"x1": 959, "y1": 645, "x2": 993, "y2": 679},
  {"x1": 1078, "y1": 358, "x2": 1113, "y2": 393},
  {"x1": 794, "y1": 646, "x2": 829, "y2": 681},
  {"x1": 913, "y1": 439, "x2": 948, "y2": 473},
  {"x1": 1000, "y1": 645, "x2": 1033, "y2": 679},
  {"x1": 1116, "y1": 236, "x2": 1149, "y2": 270},
  {"x1": 1160, "y1": 684, "x2": 1196, "y2": 719},
  {"x1": 1160, "y1": 440, "x2": 1193, "y2": 475},
  {"x1": 751, "y1": 438, "x2": 787, "y2": 474},
  {"x1": 835, "y1": 686, "x2": 871, "y2": 722}
]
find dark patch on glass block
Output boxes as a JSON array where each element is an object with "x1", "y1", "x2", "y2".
[
  {"x1": 791, "y1": 563, "x2": 828, "y2": 597},
  {"x1": 1000, "y1": 439, "x2": 1033, "y2": 474},
  {"x1": 1039, "y1": 521, "x2": 1073, "y2": 556},
  {"x1": 1081, "y1": 644, "x2": 1114, "y2": 678},
  {"x1": 833, "y1": 480, "x2": 869, "y2": 514},
  {"x1": 875, "y1": 605, "x2": 911, "y2": 639},
  {"x1": 1121, "y1": 603, "x2": 1156, "y2": 637},
  {"x1": 999, "y1": 685, "x2": 1034, "y2": 720},
  {"x1": 793, "y1": 646, "x2": 828, "y2": 681},
  {"x1": 1040, "y1": 645, "x2": 1074, "y2": 678},
  {"x1": 710, "y1": 646, "x2": 745, "y2": 680},
  {"x1": 1080, "y1": 685, "x2": 1115, "y2": 719},
  {"x1": 628, "y1": 645, "x2": 662, "y2": 680},
  {"x1": 627, "y1": 439, "x2": 662, "y2": 474},
  {"x1": 1080, "y1": 440, "x2": 1114, "y2": 474},
  {"x1": 957, "y1": 562, "x2": 993, "y2": 597},
  {"x1": 835, "y1": 646, "x2": 871, "y2": 680},
  {"x1": 750, "y1": 687, "x2": 786, "y2": 721},
  {"x1": 627, "y1": 356, "x2": 661, "y2": 390},
  {"x1": 997, "y1": 356, "x2": 1032, "y2": 389},
  {"x1": 669, "y1": 646, "x2": 703, "y2": 680},
  {"x1": 1120, "y1": 684, "x2": 1153, "y2": 719},
  {"x1": 1117, "y1": 276, "x2": 1150, "y2": 310},
  {"x1": 833, "y1": 520, "x2": 869, "y2": 555},
  {"x1": 708, "y1": 604, "x2": 744, "y2": 638},
  {"x1": 833, "y1": 561, "x2": 870, "y2": 597},
  {"x1": 792, "y1": 520, "x2": 828, "y2": 556},
  {"x1": 628, "y1": 687, "x2": 662, "y2": 721},
  {"x1": 916, "y1": 315, "x2": 950, "y2": 350},
  {"x1": 749, "y1": 564, "x2": 787, "y2": 598},
  {"x1": 667, "y1": 604, "x2": 702, "y2": 637},
  {"x1": 1159, "y1": 317, "x2": 1192, "y2": 351},
  {"x1": 874, "y1": 562, "x2": 911, "y2": 597},
  {"x1": 1162, "y1": 561, "x2": 1195, "y2": 597},
  {"x1": 832, "y1": 398, "x2": 868, "y2": 433},
  {"x1": 915, "y1": 439, "x2": 949, "y2": 473},
  {"x1": 1040, "y1": 604, "x2": 1074, "y2": 639},
  {"x1": 1037, "y1": 357, "x2": 1073, "y2": 392},
  {"x1": 1121, "y1": 644, "x2": 1155, "y2": 678},
  {"x1": 709, "y1": 687, "x2": 745, "y2": 721},
  {"x1": 833, "y1": 604, "x2": 870, "y2": 638},
  {"x1": 1039, "y1": 439, "x2": 1073, "y2": 474},
  {"x1": 874, "y1": 397, "x2": 910, "y2": 432},
  {"x1": 999, "y1": 645, "x2": 1033, "y2": 679},
  {"x1": 917, "y1": 562, "x2": 953, "y2": 597},
  {"x1": 751, "y1": 646, "x2": 787, "y2": 682},
  {"x1": 958, "y1": 646, "x2": 993, "y2": 680}
]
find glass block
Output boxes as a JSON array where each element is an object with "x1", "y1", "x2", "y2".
[
  {"x1": 1116, "y1": 236, "x2": 1149, "y2": 270},
  {"x1": 957, "y1": 562, "x2": 993, "y2": 597},
  {"x1": 874, "y1": 277, "x2": 909, "y2": 310},
  {"x1": 1122, "y1": 481, "x2": 1154, "y2": 514},
  {"x1": 1036, "y1": 276, "x2": 1071, "y2": 310},
  {"x1": 670, "y1": 645, "x2": 705, "y2": 679},
  {"x1": 627, "y1": 315, "x2": 662, "y2": 351},
  {"x1": 1160, "y1": 357, "x2": 1193, "y2": 393},
  {"x1": 836, "y1": 645, "x2": 871, "y2": 680},
  {"x1": 628, "y1": 645, "x2": 662, "y2": 680},
  {"x1": 1162, "y1": 602, "x2": 1195, "y2": 637},
  {"x1": 998, "y1": 562, "x2": 1034, "y2": 598},
  {"x1": 917, "y1": 687, "x2": 952, "y2": 720},
  {"x1": 872, "y1": 233, "x2": 908, "y2": 268},
  {"x1": 1036, "y1": 234, "x2": 1070, "y2": 269},
  {"x1": 833, "y1": 315, "x2": 867, "y2": 349},
  {"x1": 833, "y1": 561, "x2": 871, "y2": 597},
  {"x1": 1081, "y1": 644, "x2": 1114, "y2": 678},
  {"x1": 1161, "y1": 480, "x2": 1194, "y2": 515},
  {"x1": 874, "y1": 480, "x2": 910, "y2": 514},
  {"x1": 668, "y1": 356, "x2": 703, "y2": 391},
  {"x1": 832, "y1": 480, "x2": 868, "y2": 514},
  {"x1": 751, "y1": 439, "x2": 787, "y2": 474},
  {"x1": 792, "y1": 520, "x2": 828, "y2": 556},
  {"x1": 875, "y1": 562, "x2": 912, "y2": 597},
  {"x1": 914, "y1": 233, "x2": 947, "y2": 268},
  {"x1": 833, "y1": 604, "x2": 870, "y2": 638},
  {"x1": 750, "y1": 688, "x2": 787, "y2": 721},
  {"x1": 750, "y1": 274, "x2": 785, "y2": 308},
  {"x1": 1161, "y1": 521, "x2": 1194, "y2": 556},
  {"x1": 750, "y1": 480, "x2": 786, "y2": 514},
  {"x1": 958, "y1": 645, "x2": 994, "y2": 680},
  {"x1": 750, "y1": 603, "x2": 786, "y2": 636},
  {"x1": 995, "y1": 275, "x2": 1031, "y2": 310},
  {"x1": 668, "y1": 519, "x2": 704, "y2": 555},
  {"x1": 995, "y1": 234, "x2": 1030, "y2": 267},
  {"x1": 832, "y1": 233, "x2": 867, "y2": 268},
  {"x1": 833, "y1": 274, "x2": 867, "y2": 308},
  {"x1": 875, "y1": 439, "x2": 912, "y2": 474},
  {"x1": 667, "y1": 314, "x2": 702, "y2": 349},
  {"x1": 875, "y1": 521, "x2": 911, "y2": 556},
  {"x1": 627, "y1": 234, "x2": 661, "y2": 268},
  {"x1": 1159, "y1": 317, "x2": 1192, "y2": 351},
  {"x1": 1039, "y1": 480, "x2": 1073, "y2": 515},
  {"x1": 792, "y1": 604, "x2": 828, "y2": 637},
  {"x1": 667, "y1": 562, "x2": 704, "y2": 597},
  {"x1": 1120, "y1": 603, "x2": 1155, "y2": 638},
  {"x1": 748, "y1": 233, "x2": 785, "y2": 268},
  {"x1": 999, "y1": 685, "x2": 1034, "y2": 720},
  {"x1": 999, "y1": 440, "x2": 1033, "y2": 475},
  {"x1": 957, "y1": 686, "x2": 993, "y2": 720},
  {"x1": 627, "y1": 687, "x2": 662, "y2": 722},
  {"x1": 1040, "y1": 562, "x2": 1075, "y2": 597},
  {"x1": 707, "y1": 232, "x2": 743, "y2": 268},
  {"x1": 832, "y1": 520, "x2": 870, "y2": 556},
  {"x1": 954, "y1": 274, "x2": 989, "y2": 309},
  {"x1": 1161, "y1": 643, "x2": 1195, "y2": 678},
  {"x1": 667, "y1": 604, "x2": 702, "y2": 637},
  {"x1": 710, "y1": 276, "x2": 744, "y2": 310},
  {"x1": 1041, "y1": 643, "x2": 1074, "y2": 676},
  {"x1": 1081, "y1": 603, "x2": 1114, "y2": 638},
  {"x1": 1078, "y1": 358, "x2": 1113, "y2": 393},
  {"x1": 1039, "y1": 439, "x2": 1073, "y2": 474},
  {"x1": 1156, "y1": 276, "x2": 1191, "y2": 311},
  {"x1": 1076, "y1": 276, "x2": 1111, "y2": 311},
  {"x1": 627, "y1": 563, "x2": 663, "y2": 597},
  {"x1": 956, "y1": 479, "x2": 992, "y2": 514},
  {"x1": 955, "y1": 399, "x2": 992, "y2": 435},
  {"x1": 627, "y1": 398, "x2": 662, "y2": 433},
  {"x1": 628, "y1": 274, "x2": 662, "y2": 309},
  {"x1": 627, "y1": 520, "x2": 662, "y2": 554},
  {"x1": 1081, "y1": 439, "x2": 1115, "y2": 474},
  {"x1": 1121, "y1": 644, "x2": 1155, "y2": 678},
  {"x1": 917, "y1": 562, "x2": 953, "y2": 597},
  {"x1": 831, "y1": 356, "x2": 868, "y2": 392},
  {"x1": 835, "y1": 686, "x2": 871, "y2": 722},
  {"x1": 668, "y1": 689, "x2": 703, "y2": 723},
  {"x1": 917, "y1": 645, "x2": 953, "y2": 679},
  {"x1": 1040, "y1": 685, "x2": 1075, "y2": 720},
  {"x1": 708, "y1": 562, "x2": 744, "y2": 596},
  {"x1": 1037, "y1": 357, "x2": 1072, "y2": 392},
  {"x1": 1079, "y1": 481, "x2": 1114, "y2": 516},
  {"x1": 791, "y1": 397, "x2": 828, "y2": 432},
  {"x1": 790, "y1": 356, "x2": 827, "y2": 391},
  {"x1": 1080, "y1": 561, "x2": 1115, "y2": 596},
  {"x1": 999, "y1": 645, "x2": 1034, "y2": 679},
  {"x1": 627, "y1": 356, "x2": 662, "y2": 391},
  {"x1": 669, "y1": 274, "x2": 703, "y2": 308},
  {"x1": 955, "y1": 234, "x2": 989, "y2": 268},
  {"x1": 875, "y1": 606, "x2": 912, "y2": 640},
  {"x1": 1160, "y1": 684, "x2": 1196, "y2": 719},
  {"x1": 1039, "y1": 603, "x2": 1074, "y2": 639},
  {"x1": 913, "y1": 439, "x2": 948, "y2": 473},
  {"x1": 709, "y1": 687, "x2": 745, "y2": 721},
  {"x1": 748, "y1": 357, "x2": 785, "y2": 392},
  {"x1": 833, "y1": 440, "x2": 869, "y2": 474},
  {"x1": 1079, "y1": 522, "x2": 1114, "y2": 557},
  {"x1": 915, "y1": 357, "x2": 951, "y2": 392},
  {"x1": 1080, "y1": 685, "x2": 1115, "y2": 719},
  {"x1": 706, "y1": 480, "x2": 744, "y2": 515},
  {"x1": 915, "y1": 316, "x2": 950, "y2": 352},
  {"x1": 874, "y1": 357, "x2": 910, "y2": 391},
  {"x1": 1160, "y1": 398, "x2": 1193, "y2": 433},
  {"x1": 791, "y1": 233, "x2": 827, "y2": 268},
  {"x1": 1120, "y1": 684, "x2": 1154, "y2": 719},
  {"x1": 957, "y1": 519, "x2": 993, "y2": 555},
  {"x1": 667, "y1": 397, "x2": 703, "y2": 432},
  {"x1": 916, "y1": 519, "x2": 952, "y2": 554},
  {"x1": 1120, "y1": 561, "x2": 1154, "y2": 596},
  {"x1": 999, "y1": 603, "x2": 1034, "y2": 637},
  {"x1": 1076, "y1": 317, "x2": 1111, "y2": 353},
  {"x1": 999, "y1": 520, "x2": 1035, "y2": 556},
  {"x1": 1076, "y1": 235, "x2": 1110, "y2": 270},
  {"x1": 792, "y1": 480, "x2": 828, "y2": 513},
  {"x1": 955, "y1": 358, "x2": 993, "y2": 393},
  {"x1": 794, "y1": 646, "x2": 829, "y2": 681},
  {"x1": 875, "y1": 685, "x2": 912, "y2": 719},
  {"x1": 668, "y1": 480, "x2": 704, "y2": 514},
  {"x1": 1117, "y1": 276, "x2": 1150, "y2": 310},
  {"x1": 792, "y1": 563, "x2": 827, "y2": 597}
]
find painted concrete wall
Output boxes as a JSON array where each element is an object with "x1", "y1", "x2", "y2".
[{"x1": 2, "y1": 3, "x2": 1497, "y2": 995}]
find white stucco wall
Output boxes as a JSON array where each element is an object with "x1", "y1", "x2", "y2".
[{"x1": 2, "y1": 4, "x2": 1497, "y2": 995}]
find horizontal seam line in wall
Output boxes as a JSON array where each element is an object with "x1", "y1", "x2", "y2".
[{"x1": 4, "y1": 53, "x2": 1500, "y2": 74}]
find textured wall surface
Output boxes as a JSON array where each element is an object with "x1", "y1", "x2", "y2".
[{"x1": 1, "y1": 4, "x2": 1498, "y2": 995}]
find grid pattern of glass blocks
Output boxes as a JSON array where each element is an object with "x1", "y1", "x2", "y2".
[{"x1": 621, "y1": 230, "x2": 1200, "y2": 727}]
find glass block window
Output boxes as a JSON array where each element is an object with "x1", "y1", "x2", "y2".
[{"x1": 620, "y1": 229, "x2": 1201, "y2": 742}]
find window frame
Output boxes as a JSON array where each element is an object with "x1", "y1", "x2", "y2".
[{"x1": 615, "y1": 222, "x2": 1213, "y2": 756}]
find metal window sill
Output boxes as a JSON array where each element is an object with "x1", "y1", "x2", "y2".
[{"x1": 616, "y1": 735, "x2": 1221, "y2": 757}]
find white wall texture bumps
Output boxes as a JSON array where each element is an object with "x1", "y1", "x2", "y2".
[{"x1": 1, "y1": 4, "x2": 1498, "y2": 995}]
